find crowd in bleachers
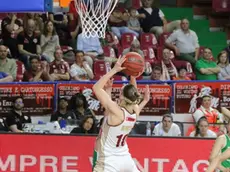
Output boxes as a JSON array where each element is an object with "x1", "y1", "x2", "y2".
[
  {"x1": 0, "y1": 0, "x2": 230, "y2": 138},
  {"x1": 0, "y1": 0, "x2": 229, "y2": 82}
]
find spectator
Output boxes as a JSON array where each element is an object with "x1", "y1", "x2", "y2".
[
  {"x1": 40, "y1": 20, "x2": 60, "y2": 62},
  {"x1": 109, "y1": 7, "x2": 139, "y2": 39},
  {"x1": 173, "y1": 67, "x2": 191, "y2": 80},
  {"x1": 157, "y1": 48, "x2": 178, "y2": 80},
  {"x1": 70, "y1": 115, "x2": 96, "y2": 134},
  {"x1": 70, "y1": 50, "x2": 94, "y2": 81},
  {"x1": 69, "y1": 93, "x2": 94, "y2": 120},
  {"x1": 5, "y1": 97, "x2": 31, "y2": 133},
  {"x1": 127, "y1": 8, "x2": 142, "y2": 35},
  {"x1": 50, "y1": 97, "x2": 75, "y2": 122},
  {"x1": 152, "y1": 114, "x2": 181, "y2": 136},
  {"x1": 138, "y1": 0, "x2": 180, "y2": 37},
  {"x1": 165, "y1": 18, "x2": 199, "y2": 66},
  {"x1": 0, "y1": 45, "x2": 17, "y2": 80},
  {"x1": 195, "y1": 47, "x2": 220, "y2": 80},
  {"x1": 49, "y1": 49, "x2": 70, "y2": 81},
  {"x1": 190, "y1": 117, "x2": 217, "y2": 138},
  {"x1": 23, "y1": 13, "x2": 44, "y2": 35},
  {"x1": 76, "y1": 23, "x2": 102, "y2": 68},
  {"x1": 1, "y1": 13, "x2": 23, "y2": 58},
  {"x1": 22, "y1": 56, "x2": 52, "y2": 82},
  {"x1": 217, "y1": 51, "x2": 230, "y2": 80},
  {"x1": 122, "y1": 39, "x2": 144, "y2": 57},
  {"x1": 151, "y1": 66, "x2": 162, "y2": 81},
  {"x1": 17, "y1": 19, "x2": 42, "y2": 69}
]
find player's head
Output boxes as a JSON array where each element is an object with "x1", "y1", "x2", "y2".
[
  {"x1": 120, "y1": 84, "x2": 140, "y2": 106},
  {"x1": 195, "y1": 117, "x2": 209, "y2": 137}
]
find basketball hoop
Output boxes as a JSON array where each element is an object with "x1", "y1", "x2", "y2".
[{"x1": 74, "y1": 0, "x2": 119, "y2": 38}]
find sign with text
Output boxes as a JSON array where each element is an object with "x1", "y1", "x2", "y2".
[
  {"x1": 0, "y1": 84, "x2": 55, "y2": 116},
  {"x1": 174, "y1": 82, "x2": 230, "y2": 113},
  {"x1": 57, "y1": 83, "x2": 172, "y2": 115},
  {"x1": 0, "y1": 134, "x2": 214, "y2": 172}
]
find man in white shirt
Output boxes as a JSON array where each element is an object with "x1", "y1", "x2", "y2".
[
  {"x1": 137, "y1": 0, "x2": 180, "y2": 37},
  {"x1": 165, "y1": 18, "x2": 199, "y2": 67},
  {"x1": 152, "y1": 114, "x2": 181, "y2": 136}
]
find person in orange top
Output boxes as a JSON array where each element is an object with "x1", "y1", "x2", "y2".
[
  {"x1": 173, "y1": 67, "x2": 191, "y2": 80},
  {"x1": 187, "y1": 95, "x2": 230, "y2": 136}
]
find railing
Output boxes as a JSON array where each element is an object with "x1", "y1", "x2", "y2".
[{"x1": 0, "y1": 80, "x2": 229, "y2": 116}]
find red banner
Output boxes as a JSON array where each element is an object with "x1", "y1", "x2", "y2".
[
  {"x1": 57, "y1": 83, "x2": 172, "y2": 115},
  {"x1": 174, "y1": 82, "x2": 230, "y2": 113},
  {"x1": 0, "y1": 134, "x2": 214, "y2": 172},
  {"x1": 0, "y1": 84, "x2": 55, "y2": 116}
]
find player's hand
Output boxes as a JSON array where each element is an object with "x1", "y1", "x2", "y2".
[
  {"x1": 113, "y1": 56, "x2": 126, "y2": 72},
  {"x1": 143, "y1": 85, "x2": 150, "y2": 102}
]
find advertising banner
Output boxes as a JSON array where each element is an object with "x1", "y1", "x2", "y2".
[
  {"x1": 174, "y1": 82, "x2": 230, "y2": 113},
  {"x1": 0, "y1": 84, "x2": 55, "y2": 116},
  {"x1": 57, "y1": 83, "x2": 172, "y2": 115},
  {"x1": 0, "y1": 134, "x2": 214, "y2": 172}
]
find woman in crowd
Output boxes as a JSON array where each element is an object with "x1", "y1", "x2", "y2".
[
  {"x1": 70, "y1": 115, "x2": 97, "y2": 134},
  {"x1": 217, "y1": 50, "x2": 230, "y2": 80},
  {"x1": 40, "y1": 20, "x2": 60, "y2": 62},
  {"x1": 189, "y1": 117, "x2": 217, "y2": 138},
  {"x1": 69, "y1": 93, "x2": 94, "y2": 120}
]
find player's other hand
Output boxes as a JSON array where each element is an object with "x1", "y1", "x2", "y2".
[
  {"x1": 113, "y1": 56, "x2": 126, "y2": 72},
  {"x1": 144, "y1": 85, "x2": 150, "y2": 102}
]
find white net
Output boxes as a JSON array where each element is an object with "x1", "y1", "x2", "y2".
[{"x1": 75, "y1": 0, "x2": 119, "y2": 38}]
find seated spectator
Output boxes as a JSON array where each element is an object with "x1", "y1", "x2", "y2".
[
  {"x1": 217, "y1": 50, "x2": 230, "y2": 80},
  {"x1": 109, "y1": 7, "x2": 139, "y2": 39},
  {"x1": 17, "y1": 19, "x2": 42, "y2": 70},
  {"x1": 195, "y1": 48, "x2": 220, "y2": 80},
  {"x1": 152, "y1": 114, "x2": 181, "y2": 136},
  {"x1": 157, "y1": 48, "x2": 179, "y2": 80},
  {"x1": 23, "y1": 13, "x2": 44, "y2": 35},
  {"x1": 77, "y1": 30, "x2": 102, "y2": 67},
  {"x1": 69, "y1": 93, "x2": 94, "y2": 120},
  {"x1": 122, "y1": 39, "x2": 144, "y2": 57},
  {"x1": 1, "y1": 13, "x2": 23, "y2": 58},
  {"x1": 173, "y1": 67, "x2": 191, "y2": 80},
  {"x1": 50, "y1": 97, "x2": 75, "y2": 122},
  {"x1": 190, "y1": 117, "x2": 217, "y2": 138},
  {"x1": 165, "y1": 18, "x2": 199, "y2": 67},
  {"x1": 23, "y1": 56, "x2": 52, "y2": 82},
  {"x1": 5, "y1": 97, "x2": 31, "y2": 133},
  {"x1": 70, "y1": 50, "x2": 94, "y2": 81},
  {"x1": 70, "y1": 115, "x2": 96, "y2": 134},
  {"x1": 0, "y1": 72, "x2": 13, "y2": 82},
  {"x1": 127, "y1": 8, "x2": 142, "y2": 35},
  {"x1": 0, "y1": 45, "x2": 17, "y2": 80},
  {"x1": 138, "y1": 0, "x2": 180, "y2": 37},
  {"x1": 40, "y1": 20, "x2": 60, "y2": 62},
  {"x1": 49, "y1": 49, "x2": 70, "y2": 81},
  {"x1": 151, "y1": 66, "x2": 163, "y2": 81}
]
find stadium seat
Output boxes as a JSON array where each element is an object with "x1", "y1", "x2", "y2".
[
  {"x1": 212, "y1": 0, "x2": 230, "y2": 12},
  {"x1": 159, "y1": 33, "x2": 171, "y2": 46},
  {"x1": 15, "y1": 60, "x2": 25, "y2": 82},
  {"x1": 93, "y1": 60, "x2": 111, "y2": 80},
  {"x1": 102, "y1": 46, "x2": 116, "y2": 58},
  {"x1": 121, "y1": 33, "x2": 136, "y2": 50},
  {"x1": 142, "y1": 47, "x2": 156, "y2": 64},
  {"x1": 140, "y1": 33, "x2": 158, "y2": 50}
]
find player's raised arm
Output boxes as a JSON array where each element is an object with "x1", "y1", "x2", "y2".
[{"x1": 93, "y1": 57, "x2": 126, "y2": 113}]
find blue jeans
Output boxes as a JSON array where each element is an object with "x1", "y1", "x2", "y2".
[{"x1": 111, "y1": 26, "x2": 139, "y2": 39}]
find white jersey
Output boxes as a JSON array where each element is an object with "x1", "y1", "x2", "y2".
[{"x1": 96, "y1": 107, "x2": 137, "y2": 157}]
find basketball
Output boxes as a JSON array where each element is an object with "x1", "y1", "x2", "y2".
[{"x1": 122, "y1": 52, "x2": 145, "y2": 77}]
